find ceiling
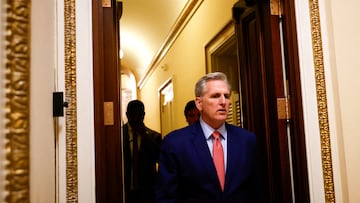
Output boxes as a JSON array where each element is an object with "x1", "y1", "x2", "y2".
[{"x1": 119, "y1": 0, "x2": 189, "y2": 83}]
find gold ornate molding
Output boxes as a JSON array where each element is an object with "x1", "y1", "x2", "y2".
[
  {"x1": 309, "y1": 0, "x2": 335, "y2": 202},
  {"x1": 5, "y1": 0, "x2": 31, "y2": 202},
  {"x1": 64, "y1": 0, "x2": 78, "y2": 201}
]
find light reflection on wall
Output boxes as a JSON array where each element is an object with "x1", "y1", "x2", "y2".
[
  {"x1": 120, "y1": 31, "x2": 152, "y2": 77},
  {"x1": 121, "y1": 72, "x2": 137, "y2": 123}
]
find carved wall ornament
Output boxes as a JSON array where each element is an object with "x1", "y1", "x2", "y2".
[
  {"x1": 64, "y1": 0, "x2": 78, "y2": 201},
  {"x1": 309, "y1": 0, "x2": 336, "y2": 202},
  {"x1": 4, "y1": 0, "x2": 31, "y2": 202}
]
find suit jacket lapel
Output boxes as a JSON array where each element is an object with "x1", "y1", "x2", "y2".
[
  {"x1": 224, "y1": 124, "x2": 247, "y2": 193},
  {"x1": 191, "y1": 123, "x2": 222, "y2": 190},
  {"x1": 225, "y1": 126, "x2": 235, "y2": 192}
]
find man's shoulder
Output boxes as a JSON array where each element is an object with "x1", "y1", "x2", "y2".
[
  {"x1": 163, "y1": 125, "x2": 197, "y2": 142},
  {"x1": 226, "y1": 123, "x2": 256, "y2": 137},
  {"x1": 145, "y1": 127, "x2": 161, "y2": 137}
]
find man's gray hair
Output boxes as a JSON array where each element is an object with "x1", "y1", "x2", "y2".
[{"x1": 194, "y1": 72, "x2": 231, "y2": 97}]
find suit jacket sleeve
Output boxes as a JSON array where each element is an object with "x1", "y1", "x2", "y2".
[{"x1": 155, "y1": 132, "x2": 178, "y2": 203}]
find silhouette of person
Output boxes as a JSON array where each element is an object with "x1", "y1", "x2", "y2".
[
  {"x1": 123, "y1": 100, "x2": 162, "y2": 203},
  {"x1": 184, "y1": 100, "x2": 200, "y2": 125},
  {"x1": 156, "y1": 72, "x2": 262, "y2": 202}
]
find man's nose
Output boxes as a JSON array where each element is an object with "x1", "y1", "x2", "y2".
[{"x1": 219, "y1": 95, "x2": 226, "y2": 104}]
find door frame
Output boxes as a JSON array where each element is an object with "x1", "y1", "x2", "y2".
[
  {"x1": 92, "y1": 0, "x2": 123, "y2": 202},
  {"x1": 91, "y1": 0, "x2": 310, "y2": 202}
]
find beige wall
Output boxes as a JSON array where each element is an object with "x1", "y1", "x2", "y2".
[
  {"x1": 31, "y1": 0, "x2": 56, "y2": 202},
  {"x1": 30, "y1": 0, "x2": 96, "y2": 202},
  {"x1": 323, "y1": 0, "x2": 360, "y2": 202},
  {"x1": 140, "y1": 0, "x2": 237, "y2": 133}
]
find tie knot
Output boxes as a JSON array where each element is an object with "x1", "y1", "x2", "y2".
[{"x1": 213, "y1": 131, "x2": 221, "y2": 139}]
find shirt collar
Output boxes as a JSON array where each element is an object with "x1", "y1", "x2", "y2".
[{"x1": 199, "y1": 117, "x2": 227, "y2": 140}]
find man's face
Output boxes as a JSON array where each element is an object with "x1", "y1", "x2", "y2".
[
  {"x1": 126, "y1": 108, "x2": 144, "y2": 127},
  {"x1": 195, "y1": 80, "x2": 230, "y2": 129}
]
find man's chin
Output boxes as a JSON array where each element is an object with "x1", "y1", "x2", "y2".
[{"x1": 215, "y1": 116, "x2": 227, "y2": 123}]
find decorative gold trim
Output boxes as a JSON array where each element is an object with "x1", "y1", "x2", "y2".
[
  {"x1": 64, "y1": 0, "x2": 78, "y2": 201},
  {"x1": 5, "y1": 0, "x2": 30, "y2": 203},
  {"x1": 309, "y1": 0, "x2": 335, "y2": 202},
  {"x1": 138, "y1": 0, "x2": 204, "y2": 89},
  {"x1": 5, "y1": 0, "x2": 31, "y2": 202}
]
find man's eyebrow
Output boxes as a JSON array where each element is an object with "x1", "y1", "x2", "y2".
[{"x1": 209, "y1": 92, "x2": 230, "y2": 97}]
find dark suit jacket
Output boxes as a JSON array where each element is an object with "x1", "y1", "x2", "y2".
[
  {"x1": 155, "y1": 121, "x2": 262, "y2": 203},
  {"x1": 123, "y1": 123, "x2": 162, "y2": 203}
]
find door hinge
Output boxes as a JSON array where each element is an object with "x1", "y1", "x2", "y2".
[
  {"x1": 277, "y1": 97, "x2": 291, "y2": 120},
  {"x1": 270, "y1": 0, "x2": 283, "y2": 16}
]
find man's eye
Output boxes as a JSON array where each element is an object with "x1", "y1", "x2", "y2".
[{"x1": 210, "y1": 93, "x2": 230, "y2": 99}]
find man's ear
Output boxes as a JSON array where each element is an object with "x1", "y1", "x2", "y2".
[{"x1": 195, "y1": 97, "x2": 202, "y2": 111}]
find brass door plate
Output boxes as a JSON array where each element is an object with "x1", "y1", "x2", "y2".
[
  {"x1": 104, "y1": 102, "x2": 114, "y2": 125},
  {"x1": 103, "y1": 0, "x2": 111, "y2": 7}
]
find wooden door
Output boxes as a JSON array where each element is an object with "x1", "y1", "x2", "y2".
[
  {"x1": 232, "y1": 0, "x2": 309, "y2": 202},
  {"x1": 92, "y1": 0, "x2": 123, "y2": 202},
  {"x1": 159, "y1": 80, "x2": 175, "y2": 136}
]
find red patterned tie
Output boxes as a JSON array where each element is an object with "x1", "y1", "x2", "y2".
[{"x1": 213, "y1": 131, "x2": 225, "y2": 191}]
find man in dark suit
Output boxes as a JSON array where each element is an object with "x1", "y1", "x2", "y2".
[
  {"x1": 123, "y1": 100, "x2": 162, "y2": 203},
  {"x1": 156, "y1": 72, "x2": 262, "y2": 203}
]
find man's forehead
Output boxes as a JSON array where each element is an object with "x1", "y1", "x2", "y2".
[{"x1": 204, "y1": 80, "x2": 230, "y2": 92}]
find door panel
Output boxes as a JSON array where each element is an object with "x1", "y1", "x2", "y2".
[
  {"x1": 232, "y1": 0, "x2": 309, "y2": 202},
  {"x1": 233, "y1": 4, "x2": 278, "y2": 201}
]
